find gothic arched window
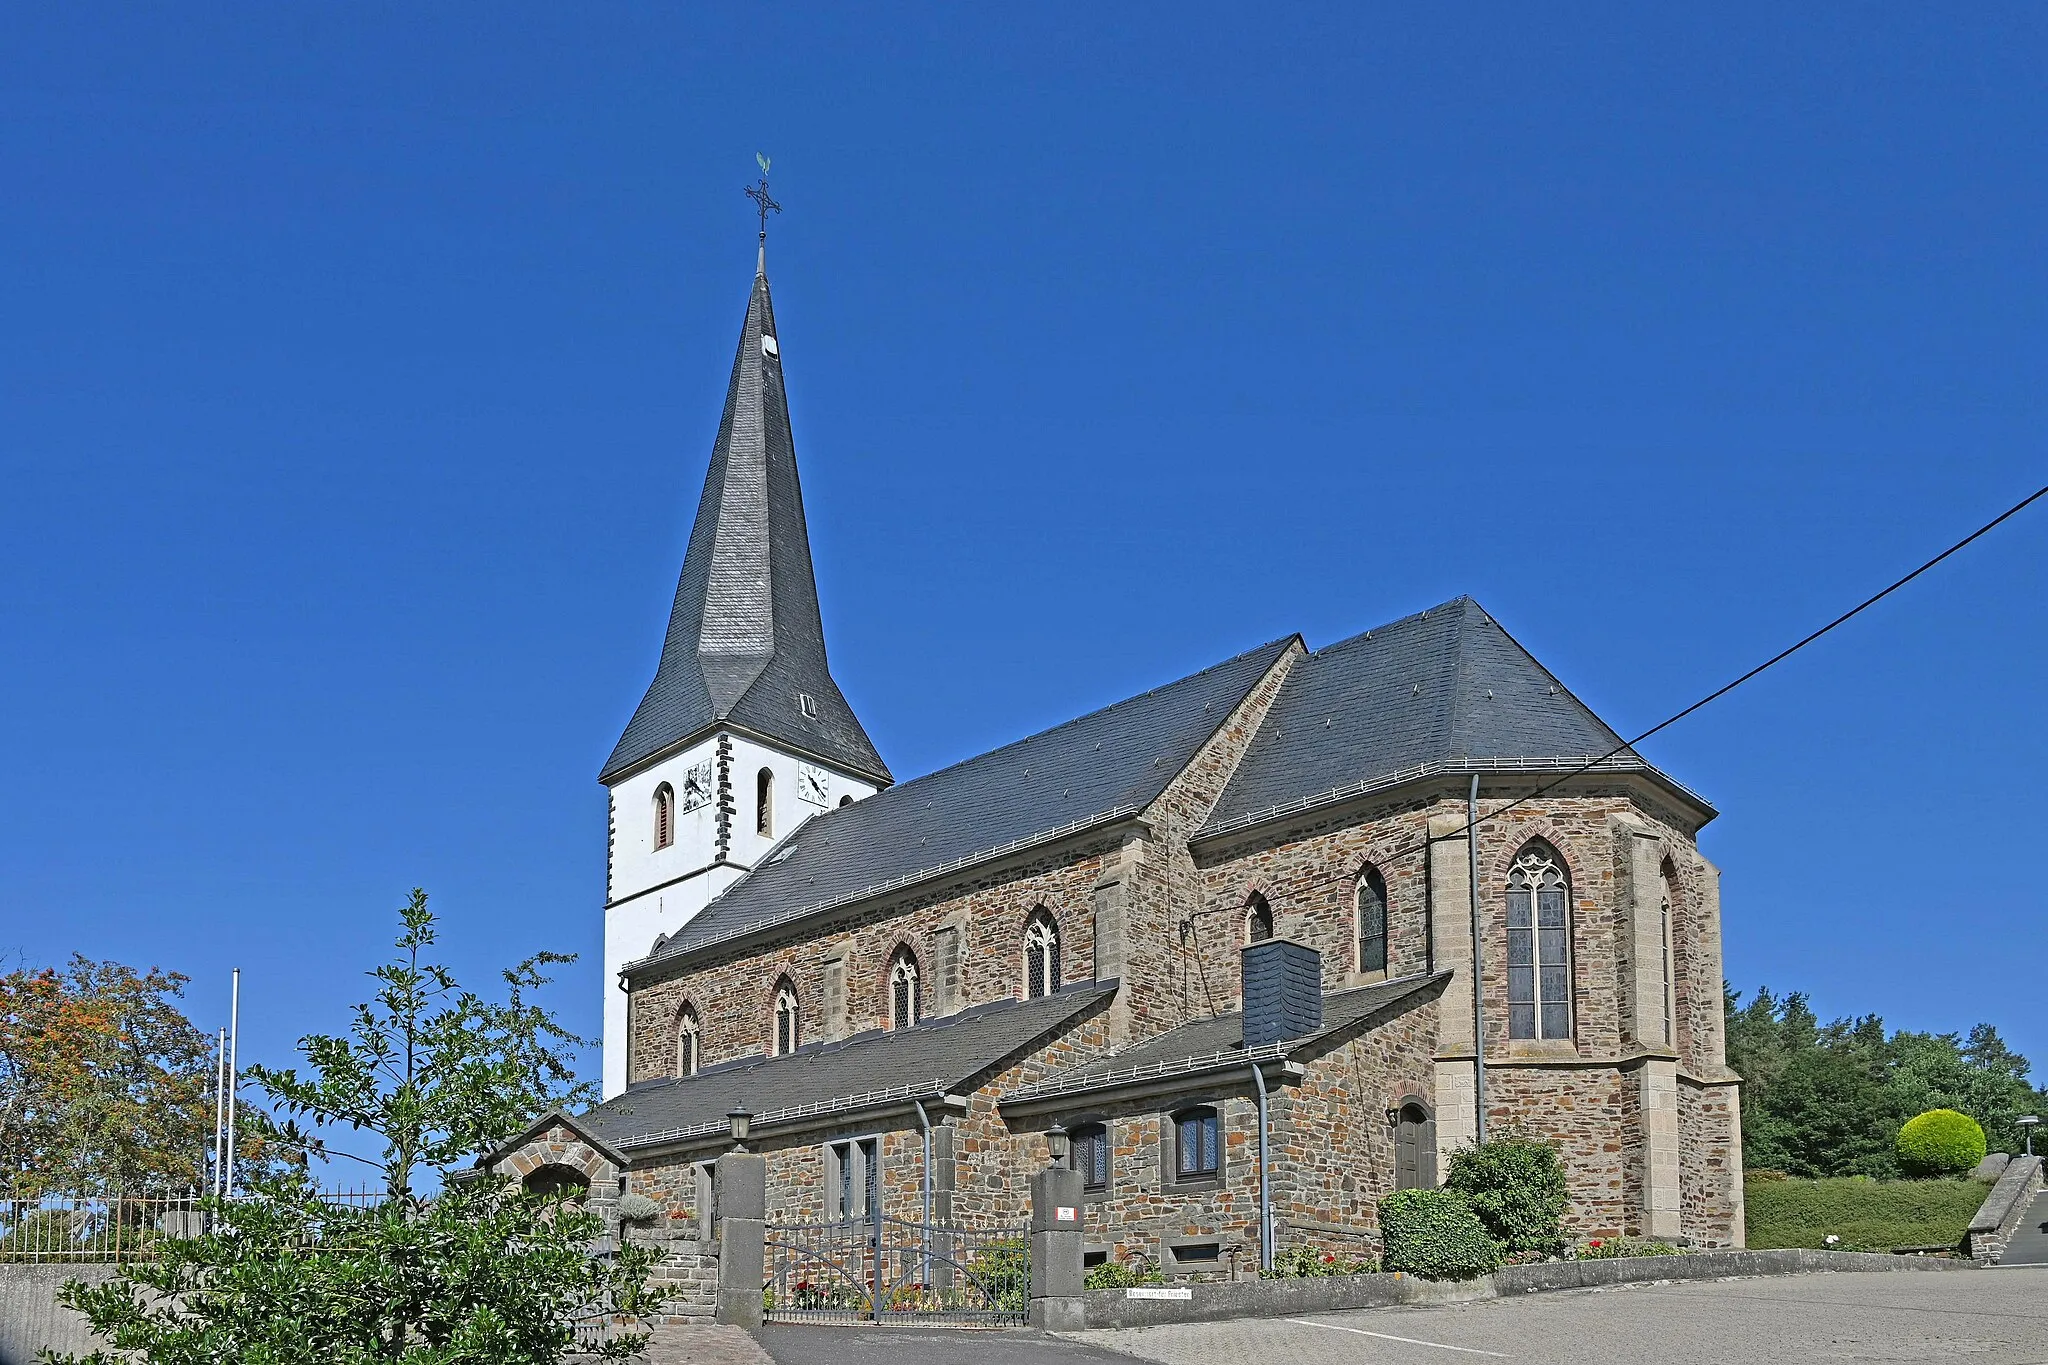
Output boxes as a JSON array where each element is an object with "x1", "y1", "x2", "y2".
[
  {"x1": 1357, "y1": 866, "x2": 1389, "y2": 974},
  {"x1": 1506, "y1": 843, "x2": 1572, "y2": 1041},
  {"x1": 676, "y1": 1004, "x2": 701, "y2": 1077},
  {"x1": 756, "y1": 769, "x2": 775, "y2": 839},
  {"x1": 889, "y1": 948, "x2": 921, "y2": 1030},
  {"x1": 772, "y1": 978, "x2": 800, "y2": 1056},
  {"x1": 653, "y1": 784, "x2": 675, "y2": 851},
  {"x1": 1245, "y1": 894, "x2": 1274, "y2": 945},
  {"x1": 1024, "y1": 909, "x2": 1061, "y2": 1000}
]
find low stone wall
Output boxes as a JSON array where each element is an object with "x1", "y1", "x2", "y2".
[
  {"x1": 1075, "y1": 1248, "x2": 1973, "y2": 1330},
  {"x1": 1967, "y1": 1155, "x2": 2044, "y2": 1262},
  {"x1": 0, "y1": 1264, "x2": 121, "y2": 1365}
]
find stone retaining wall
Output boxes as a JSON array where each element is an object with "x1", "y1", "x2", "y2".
[
  {"x1": 1967, "y1": 1154, "x2": 2044, "y2": 1262},
  {"x1": 1075, "y1": 1248, "x2": 1972, "y2": 1330},
  {"x1": 0, "y1": 1264, "x2": 121, "y2": 1365}
]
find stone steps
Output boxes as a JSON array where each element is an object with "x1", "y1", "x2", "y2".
[{"x1": 1999, "y1": 1190, "x2": 2048, "y2": 1266}]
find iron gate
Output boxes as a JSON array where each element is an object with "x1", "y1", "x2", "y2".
[{"x1": 763, "y1": 1214, "x2": 1029, "y2": 1326}]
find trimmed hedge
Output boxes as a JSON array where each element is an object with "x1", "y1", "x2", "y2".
[
  {"x1": 1743, "y1": 1174, "x2": 1986, "y2": 1252},
  {"x1": 1895, "y1": 1109, "x2": 1986, "y2": 1177},
  {"x1": 1378, "y1": 1188, "x2": 1500, "y2": 1280},
  {"x1": 1443, "y1": 1135, "x2": 1570, "y2": 1257}
]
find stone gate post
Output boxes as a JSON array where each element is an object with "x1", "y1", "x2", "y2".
[
  {"x1": 713, "y1": 1152, "x2": 767, "y2": 1329},
  {"x1": 1028, "y1": 1163, "x2": 1085, "y2": 1331}
]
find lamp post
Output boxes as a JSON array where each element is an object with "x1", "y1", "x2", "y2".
[
  {"x1": 727, "y1": 1105, "x2": 752, "y2": 1153},
  {"x1": 1045, "y1": 1123, "x2": 1070, "y2": 1170},
  {"x1": 2020, "y1": 1114, "x2": 2039, "y2": 1158}
]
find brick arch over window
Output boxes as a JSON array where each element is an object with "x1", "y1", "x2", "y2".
[
  {"x1": 1023, "y1": 908, "x2": 1061, "y2": 1000},
  {"x1": 675, "y1": 1002, "x2": 701, "y2": 1077},
  {"x1": 1356, "y1": 864, "x2": 1390, "y2": 975},
  {"x1": 1244, "y1": 892, "x2": 1274, "y2": 945},
  {"x1": 1505, "y1": 838, "x2": 1573, "y2": 1041},
  {"x1": 888, "y1": 945, "x2": 922, "y2": 1029},
  {"x1": 771, "y1": 975, "x2": 801, "y2": 1056}
]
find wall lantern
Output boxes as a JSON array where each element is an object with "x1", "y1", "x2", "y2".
[
  {"x1": 727, "y1": 1105, "x2": 753, "y2": 1151},
  {"x1": 1046, "y1": 1123, "x2": 1070, "y2": 1166},
  {"x1": 1385, "y1": 1106, "x2": 1402, "y2": 1127}
]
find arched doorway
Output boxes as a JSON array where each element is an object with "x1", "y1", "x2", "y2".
[{"x1": 1393, "y1": 1099, "x2": 1437, "y2": 1190}]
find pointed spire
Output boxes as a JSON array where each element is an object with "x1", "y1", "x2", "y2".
[{"x1": 601, "y1": 262, "x2": 891, "y2": 787}]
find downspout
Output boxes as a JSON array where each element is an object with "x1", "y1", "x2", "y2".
[
  {"x1": 912, "y1": 1097, "x2": 934, "y2": 1285},
  {"x1": 1468, "y1": 774, "x2": 1488, "y2": 1145},
  {"x1": 1249, "y1": 1062, "x2": 1273, "y2": 1273},
  {"x1": 1423, "y1": 828, "x2": 1436, "y2": 975}
]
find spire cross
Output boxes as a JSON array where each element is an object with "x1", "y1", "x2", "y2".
[{"x1": 745, "y1": 170, "x2": 781, "y2": 244}]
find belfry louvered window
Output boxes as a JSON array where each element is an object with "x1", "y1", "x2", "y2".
[
  {"x1": 1357, "y1": 866, "x2": 1388, "y2": 974},
  {"x1": 1024, "y1": 910, "x2": 1061, "y2": 1000},
  {"x1": 1506, "y1": 844, "x2": 1572, "y2": 1040},
  {"x1": 653, "y1": 784, "x2": 675, "y2": 851},
  {"x1": 889, "y1": 948, "x2": 921, "y2": 1029}
]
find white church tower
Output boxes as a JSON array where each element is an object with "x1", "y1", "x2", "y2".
[{"x1": 597, "y1": 233, "x2": 891, "y2": 1097}]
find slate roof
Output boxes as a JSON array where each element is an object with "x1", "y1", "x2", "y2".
[
  {"x1": 1198, "y1": 596, "x2": 1710, "y2": 839},
  {"x1": 577, "y1": 983, "x2": 1118, "y2": 1152},
  {"x1": 1004, "y1": 972, "x2": 1448, "y2": 1106},
  {"x1": 624, "y1": 636, "x2": 1297, "y2": 974},
  {"x1": 600, "y1": 265, "x2": 891, "y2": 786}
]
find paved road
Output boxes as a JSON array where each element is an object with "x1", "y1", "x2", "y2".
[
  {"x1": 2003, "y1": 1190, "x2": 2048, "y2": 1266},
  {"x1": 758, "y1": 1324, "x2": 1132, "y2": 1364},
  {"x1": 1069, "y1": 1267, "x2": 2048, "y2": 1365}
]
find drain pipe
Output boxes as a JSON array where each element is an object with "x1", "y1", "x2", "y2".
[
  {"x1": 912, "y1": 1097, "x2": 935, "y2": 1283},
  {"x1": 1468, "y1": 774, "x2": 1488, "y2": 1145},
  {"x1": 1249, "y1": 1062, "x2": 1274, "y2": 1273}
]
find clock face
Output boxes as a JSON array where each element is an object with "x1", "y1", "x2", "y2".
[
  {"x1": 680, "y1": 760, "x2": 713, "y2": 812},
  {"x1": 797, "y1": 763, "x2": 830, "y2": 808}
]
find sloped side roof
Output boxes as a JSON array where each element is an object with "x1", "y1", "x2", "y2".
[
  {"x1": 1004, "y1": 973, "x2": 1448, "y2": 1106},
  {"x1": 627, "y1": 637, "x2": 1297, "y2": 973},
  {"x1": 600, "y1": 267, "x2": 890, "y2": 786},
  {"x1": 579, "y1": 983, "x2": 1117, "y2": 1151},
  {"x1": 1199, "y1": 597, "x2": 1705, "y2": 836}
]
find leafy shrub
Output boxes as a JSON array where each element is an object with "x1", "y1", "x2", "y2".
[
  {"x1": 1575, "y1": 1237, "x2": 1688, "y2": 1259},
  {"x1": 1262, "y1": 1245, "x2": 1378, "y2": 1278},
  {"x1": 1443, "y1": 1134, "x2": 1570, "y2": 1257},
  {"x1": 1085, "y1": 1256, "x2": 1164, "y2": 1289},
  {"x1": 1743, "y1": 1175, "x2": 1985, "y2": 1252},
  {"x1": 614, "y1": 1192, "x2": 661, "y2": 1222},
  {"x1": 1895, "y1": 1109, "x2": 1986, "y2": 1177},
  {"x1": 1378, "y1": 1188, "x2": 1500, "y2": 1281}
]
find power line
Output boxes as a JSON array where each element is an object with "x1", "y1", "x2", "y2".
[{"x1": 1376, "y1": 480, "x2": 2048, "y2": 869}]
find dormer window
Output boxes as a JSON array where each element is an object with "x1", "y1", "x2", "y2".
[{"x1": 798, "y1": 692, "x2": 818, "y2": 718}]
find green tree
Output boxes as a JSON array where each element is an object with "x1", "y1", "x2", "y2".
[
  {"x1": 1726, "y1": 985, "x2": 2048, "y2": 1178},
  {"x1": 50, "y1": 891, "x2": 665, "y2": 1364},
  {"x1": 0, "y1": 957, "x2": 230, "y2": 1195}
]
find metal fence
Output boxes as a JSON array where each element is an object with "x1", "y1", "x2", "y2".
[
  {"x1": 765, "y1": 1214, "x2": 1029, "y2": 1326},
  {"x1": 0, "y1": 1189, "x2": 388, "y2": 1263}
]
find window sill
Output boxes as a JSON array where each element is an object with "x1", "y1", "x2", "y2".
[
  {"x1": 1504, "y1": 1038, "x2": 1579, "y2": 1061},
  {"x1": 1165, "y1": 1175, "x2": 1223, "y2": 1193}
]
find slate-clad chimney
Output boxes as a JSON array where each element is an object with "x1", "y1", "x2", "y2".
[{"x1": 1242, "y1": 939, "x2": 1323, "y2": 1046}]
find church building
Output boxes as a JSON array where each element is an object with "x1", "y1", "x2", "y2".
[{"x1": 489, "y1": 237, "x2": 1745, "y2": 1282}]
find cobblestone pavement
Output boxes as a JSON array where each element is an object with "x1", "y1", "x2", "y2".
[
  {"x1": 1068, "y1": 1267, "x2": 2048, "y2": 1364},
  {"x1": 757, "y1": 1324, "x2": 1136, "y2": 1364},
  {"x1": 640, "y1": 1323, "x2": 776, "y2": 1364}
]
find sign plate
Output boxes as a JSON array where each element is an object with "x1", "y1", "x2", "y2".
[
  {"x1": 1125, "y1": 1287, "x2": 1193, "y2": 1300},
  {"x1": 1054, "y1": 1206, "x2": 1078, "y2": 1222}
]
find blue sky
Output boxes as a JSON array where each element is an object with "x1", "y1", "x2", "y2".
[{"x1": 4, "y1": 6, "x2": 2044, "y2": 1132}]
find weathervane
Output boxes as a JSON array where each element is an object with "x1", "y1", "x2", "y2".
[{"x1": 745, "y1": 152, "x2": 781, "y2": 245}]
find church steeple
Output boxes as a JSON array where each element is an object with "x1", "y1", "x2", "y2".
[{"x1": 600, "y1": 262, "x2": 891, "y2": 788}]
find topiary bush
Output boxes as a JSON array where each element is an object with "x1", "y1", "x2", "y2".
[
  {"x1": 1378, "y1": 1188, "x2": 1500, "y2": 1280},
  {"x1": 1896, "y1": 1109, "x2": 1986, "y2": 1177},
  {"x1": 1443, "y1": 1134, "x2": 1570, "y2": 1257}
]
